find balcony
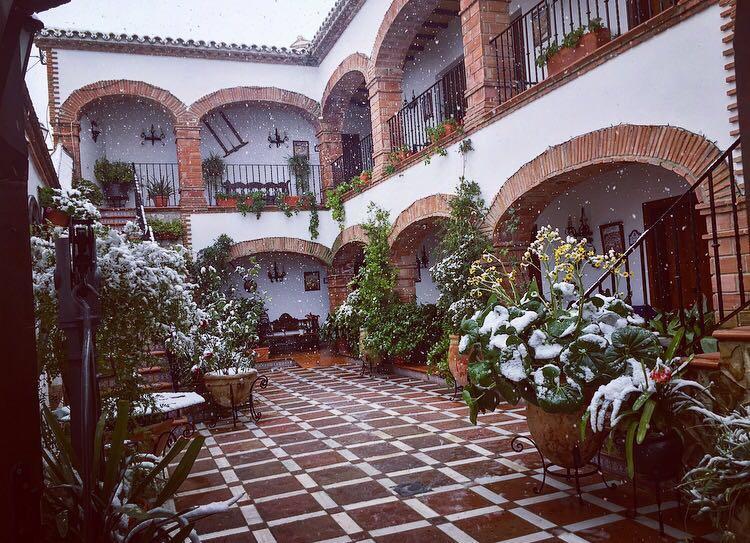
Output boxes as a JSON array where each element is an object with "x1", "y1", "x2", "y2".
[
  {"x1": 388, "y1": 59, "x2": 467, "y2": 153},
  {"x1": 133, "y1": 162, "x2": 180, "y2": 207},
  {"x1": 205, "y1": 163, "x2": 324, "y2": 207},
  {"x1": 491, "y1": 0, "x2": 679, "y2": 103},
  {"x1": 331, "y1": 133, "x2": 374, "y2": 188}
]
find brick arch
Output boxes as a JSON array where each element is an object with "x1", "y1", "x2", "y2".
[
  {"x1": 322, "y1": 53, "x2": 370, "y2": 123},
  {"x1": 57, "y1": 79, "x2": 193, "y2": 127},
  {"x1": 481, "y1": 125, "x2": 725, "y2": 241},
  {"x1": 331, "y1": 224, "x2": 369, "y2": 258},
  {"x1": 229, "y1": 237, "x2": 333, "y2": 266},
  {"x1": 369, "y1": 0, "x2": 443, "y2": 71},
  {"x1": 189, "y1": 87, "x2": 322, "y2": 132},
  {"x1": 389, "y1": 194, "x2": 452, "y2": 257}
]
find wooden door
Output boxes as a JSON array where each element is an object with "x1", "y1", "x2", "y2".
[
  {"x1": 642, "y1": 195, "x2": 712, "y2": 312},
  {"x1": 341, "y1": 133, "x2": 362, "y2": 181}
]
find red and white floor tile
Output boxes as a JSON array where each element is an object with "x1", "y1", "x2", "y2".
[{"x1": 174, "y1": 364, "x2": 713, "y2": 542}]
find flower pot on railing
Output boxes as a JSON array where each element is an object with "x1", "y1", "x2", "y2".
[
  {"x1": 44, "y1": 208, "x2": 70, "y2": 227},
  {"x1": 547, "y1": 28, "x2": 611, "y2": 76},
  {"x1": 151, "y1": 195, "x2": 169, "y2": 208},
  {"x1": 359, "y1": 171, "x2": 371, "y2": 183},
  {"x1": 215, "y1": 195, "x2": 238, "y2": 208},
  {"x1": 283, "y1": 195, "x2": 301, "y2": 207}
]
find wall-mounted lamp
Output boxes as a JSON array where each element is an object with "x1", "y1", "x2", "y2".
[
  {"x1": 90, "y1": 120, "x2": 101, "y2": 143},
  {"x1": 268, "y1": 261, "x2": 286, "y2": 283},
  {"x1": 417, "y1": 245, "x2": 429, "y2": 269},
  {"x1": 565, "y1": 207, "x2": 593, "y2": 243},
  {"x1": 141, "y1": 124, "x2": 166, "y2": 146},
  {"x1": 268, "y1": 127, "x2": 289, "y2": 148}
]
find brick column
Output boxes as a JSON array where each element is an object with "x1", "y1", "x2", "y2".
[
  {"x1": 460, "y1": 0, "x2": 510, "y2": 129},
  {"x1": 367, "y1": 68, "x2": 403, "y2": 177},
  {"x1": 393, "y1": 254, "x2": 418, "y2": 302},
  {"x1": 175, "y1": 125, "x2": 207, "y2": 211},
  {"x1": 327, "y1": 271, "x2": 355, "y2": 310},
  {"x1": 57, "y1": 121, "x2": 81, "y2": 178},
  {"x1": 316, "y1": 121, "x2": 343, "y2": 190}
]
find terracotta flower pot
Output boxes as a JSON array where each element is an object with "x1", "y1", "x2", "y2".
[
  {"x1": 203, "y1": 369, "x2": 258, "y2": 408},
  {"x1": 547, "y1": 28, "x2": 611, "y2": 76},
  {"x1": 359, "y1": 172, "x2": 371, "y2": 183},
  {"x1": 254, "y1": 347, "x2": 270, "y2": 362},
  {"x1": 151, "y1": 195, "x2": 169, "y2": 208},
  {"x1": 444, "y1": 123, "x2": 456, "y2": 137},
  {"x1": 525, "y1": 402, "x2": 606, "y2": 468},
  {"x1": 45, "y1": 208, "x2": 70, "y2": 227},
  {"x1": 284, "y1": 195, "x2": 301, "y2": 207},
  {"x1": 448, "y1": 334, "x2": 470, "y2": 387},
  {"x1": 216, "y1": 197, "x2": 238, "y2": 208}
]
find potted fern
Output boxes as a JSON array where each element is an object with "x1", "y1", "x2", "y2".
[
  {"x1": 146, "y1": 178, "x2": 174, "y2": 207},
  {"x1": 288, "y1": 154, "x2": 311, "y2": 205}
]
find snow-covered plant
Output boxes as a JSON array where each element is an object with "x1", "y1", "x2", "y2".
[
  {"x1": 681, "y1": 406, "x2": 750, "y2": 541},
  {"x1": 41, "y1": 400, "x2": 241, "y2": 542},
  {"x1": 321, "y1": 289, "x2": 363, "y2": 355},
  {"x1": 51, "y1": 187, "x2": 101, "y2": 221},
  {"x1": 583, "y1": 328, "x2": 711, "y2": 477},
  {"x1": 460, "y1": 227, "x2": 646, "y2": 422}
]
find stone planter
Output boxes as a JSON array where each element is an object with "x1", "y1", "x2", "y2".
[
  {"x1": 448, "y1": 334, "x2": 470, "y2": 387},
  {"x1": 45, "y1": 208, "x2": 69, "y2": 227},
  {"x1": 525, "y1": 402, "x2": 606, "y2": 468},
  {"x1": 203, "y1": 369, "x2": 258, "y2": 408},
  {"x1": 547, "y1": 28, "x2": 611, "y2": 76}
]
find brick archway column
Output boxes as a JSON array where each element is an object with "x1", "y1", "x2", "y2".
[
  {"x1": 175, "y1": 125, "x2": 207, "y2": 210},
  {"x1": 368, "y1": 68, "x2": 403, "y2": 177},
  {"x1": 393, "y1": 254, "x2": 418, "y2": 302},
  {"x1": 460, "y1": 0, "x2": 510, "y2": 130},
  {"x1": 317, "y1": 121, "x2": 343, "y2": 190},
  {"x1": 327, "y1": 271, "x2": 355, "y2": 310}
]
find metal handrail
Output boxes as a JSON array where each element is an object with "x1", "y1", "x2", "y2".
[{"x1": 131, "y1": 163, "x2": 154, "y2": 241}]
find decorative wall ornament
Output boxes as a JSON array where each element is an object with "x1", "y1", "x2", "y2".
[
  {"x1": 141, "y1": 124, "x2": 166, "y2": 146},
  {"x1": 304, "y1": 271, "x2": 320, "y2": 291},
  {"x1": 600, "y1": 221, "x2": 626, "y2": 254},
  {"x1": 565, "y1": 207, "x2": 594, "y2": 243},
  {"x1": 267, "y1": 260, "x2": 286, "y2": 282},
  {"x1": 415, "y1": 257, "x2": 422, "y2": 283},
  {"x1": 268, "y1": 127, "x2": 289, "y2": 148},
  {"x1": 90, "y1": 120, "x2": 101, "y2": 142},
  {"x1": 293, "y1": 140, "x2": 310, "y2": 159},
  {"x1": 202, "y1": 112, "x2": 248, "y2": 157}
]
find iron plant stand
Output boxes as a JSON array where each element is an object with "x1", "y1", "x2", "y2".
[
  {"x1": 509, "y1": 435, "x2": 614, "y2": 502},
  {"x1": 201, "y1": 374, "x2": 269, "y2": 430}
]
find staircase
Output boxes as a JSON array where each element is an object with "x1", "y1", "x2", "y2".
[{"x1": 100, "y1": 207, "x2": 138, "y2": 230}]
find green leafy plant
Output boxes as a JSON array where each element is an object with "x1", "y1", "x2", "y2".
[
  {"x1": 148, "y1": 218, "x2": 183, "y2": 241},
  {"x1": 146, "y1": 178, "x2": 174, "y2": 200},
  {"x1": 321, "y1": 289, "x2": 363, "y2": 356},
  {"x1": 325, "y1": 176, "x2": 366, "y2": 229},
  {"x1": 202, "y1": 153, "x2": 226, "y2": 194},
  {"x1": 95, "y1": 158, "x2": 135, "y2": 186},
  {"x1": 72, "y1": 178, "x2": 104, "y2": 206},
  {"x1": 562, "y1": 25, "x2": 586, "y2": 48},
  {"x1": 384, "y1": 164, "x2": 396, "y2": 176},
  {"x1": 588, "y1": 17, "x2": 604, "y2": 32},
  {"x1": 536, "y1": 42, "x2": 560, "y2": 68},
  {"x1": 649, "y1": 301, "x2": 717, "y2": 354},
  {"x1": 236, "y1": 190, "x2": 267, "y2": 219},
  {"x1": 288, "y1": 154, "x2": 311, "y2": 193},
  {"x1": 308, "y1": 195, "x2": 320, "y2": 239},
  {"x1": 458, "y1": 138, "x2": 474, "y2": 155},
  {"x1": 275, "y1": 194, "x2": 299, "y2": 218},
  {"x1": 41, "y1": 400, "x2": 240, "y2": 542}
]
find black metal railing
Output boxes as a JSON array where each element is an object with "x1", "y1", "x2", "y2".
[
  {"x1": 388, "y1": 60, "x2": 467, "y2": 152},
  {"x1": 491, "y1": 0, "x2": 678, "y2": 103},
  {"x1": 132, "y1": 162, "x2": 180, "y2": 207},
  {"x1": 130, "y1": 163, "x2": 154, "y2": 241},
  {"x1": 205, "y1": 163, "x2": 323, "y2": 206},
  {"x1": 585, "y1": 138, "x2": 744, "y2": 350},
  {"x1": 332, "y1": 133, "x2": 374, "y2": 188}
]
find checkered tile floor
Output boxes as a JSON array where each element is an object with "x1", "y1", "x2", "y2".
[{"x1": 174, "y1": 364, "x2": 714, "y2": 542}]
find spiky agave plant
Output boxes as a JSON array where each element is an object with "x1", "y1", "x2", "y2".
[{"x1": 41, "y1": 400, "x2": 240, "y2": 542}]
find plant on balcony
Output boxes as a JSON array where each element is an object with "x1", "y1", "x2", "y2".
[
  {"x1": 146, "y1": 177, "x2": 174, "y2": 207},
  {"x1": 236, "y1": 190, "x2": 267, "y2": 219},
  {"x1": 41, "y1": 400, "x2": 241, "y2": 543},
  {"x1": 288, "y1": 154, "x2": 311, "y2": 194},
  {"x1": 359, "y1": 169, "x2": 372, "y2": 183},
  {"x1": 325, "y1": 176, "x2": 367, "y2": 230},
  {"x1": 459, "y1": 227, "x2": 653, "y2": 467},
  {"x1": 536, "y1": 18, "x2": 611, "y2": 75},
  {"x1": 426, "y1": 118, "x2": 463, "y2": 146},
  {"x1": 72, "y1": 178, "x2": 104, "y2": 206},
  {"x1": 202, "y1": 153, "x2": 226, "y2": 189},
  {"x1": 149, "y1": 218, "x2": 184, "y2": 241},
  {"x1": 95, "y1": 157, "x2": 134, "y2": 204},
  {"x1": 308, "y1": 196, "x2": 320, "y2": 240},
  {"x1": 38, "y1": 186, "x2": 101, "y2": 226},
  {"x1": 214, "y1": 191, "x2": 242, "y2": 208},
  {"x1": 681, "y1": 405, "x2": 750, "y2": 540}
]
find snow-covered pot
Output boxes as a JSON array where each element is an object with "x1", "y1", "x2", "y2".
[
  {"x1": 525, "y1": 402, "x2": 606, "y2": 469},
  {"x1": 448, "y1": 334, "x2": 470, "y2": 387},
  {"x1": 203, "y1": 368, "x2": 258, "y2": 408}
]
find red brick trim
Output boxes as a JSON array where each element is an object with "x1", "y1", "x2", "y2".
[
  {"x1": 43, "y1": 48, "x2": 60, "y2": 146},
  {"x1": 229, "y1": 237, "x2": 333, "y2": 266},
  {"x1": 189, "y1": 87, "x2": 321, "y2": 132},
  {"x1": 331, "y1": 224, "x2": 368, "y2": 258},
  {"x1": 481, "y1": 124, "x2": 724, "y2": 239},
  {"x1": 321, "y1": 53, "x2": 370, "y2": 123},
  {"x1": 57, "y1": 79, "x2": 193, "y2": 128},
  {"x1": 389, "y1": 194, "x2": 452, "y2": 256}
]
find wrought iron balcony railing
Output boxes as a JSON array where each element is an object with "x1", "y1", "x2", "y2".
[
  {"x1": 331, "y1": 133, "x2": 374, "y2": 188},
  {"x1": 205, "y1": 163, "x2": 323, "y2": 206},
  {"x1": 133, "y1": 162, "x2": 180, "y2": 207}
]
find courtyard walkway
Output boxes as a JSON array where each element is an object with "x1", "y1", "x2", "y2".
[{"x1": 175, "y1": 364, "x2": 711, "y2": 542}]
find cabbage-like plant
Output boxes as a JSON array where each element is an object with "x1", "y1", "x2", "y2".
[
  {"x1": 459, "y1": 227, "x2": 650, "y2": 422},
  {"x1": 42, "y1": 400, "x2": 241, "y2": 542}
]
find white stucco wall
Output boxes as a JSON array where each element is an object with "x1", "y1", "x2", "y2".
[{"x1": 234, "y1": 253, "x2": 330, "y2": 321}]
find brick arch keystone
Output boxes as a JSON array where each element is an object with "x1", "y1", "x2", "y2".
[
  {"x1": 189, "y1": 87, "x2": 322, "y2": 132},
  {"x1": 481, "y1": 125, "x2": 725, "y2": 240},
  {"x1": 322, "y1": 53, "x2": 370, "y2": 122},
  {"x1": 57, "y1": 79, "x2": 193, "y2": 127},
  {"x1": 229, "y1": 237, "x2": 333, "y2": 266},
  {"x1": 389, "y1": 194, "x2": 452, "y2": 256},
  {"x1": 369, "y1": 0, "x2": 443, "y2": 72}
]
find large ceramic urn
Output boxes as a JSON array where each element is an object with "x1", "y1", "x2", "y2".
[{"x1": 203, "y1": 368, "x2": 258, "y2": 408}]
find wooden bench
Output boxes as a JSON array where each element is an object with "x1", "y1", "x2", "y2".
[{"x1": 261, "y1": 313, "x2": 320, "y2": 354}]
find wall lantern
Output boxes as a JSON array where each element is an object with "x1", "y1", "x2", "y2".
[
  {"x1": 90, "y1": 120, "x2": 101, "y2": 142},
  {"x1": 268, "y1": 127, "x2": 289, "y2": 148},
  {"x1": 268, "y1": 261, "x2": 286, "y2": 282},
  {"x1": 417, "y1": 245, "x2": 429, "y2": 269},
  {"x1": 141, "y1": 124, "x2": 166, "y2": 146},
  {"x1": 565, "y1": 207, "x2": 593, "y2": 244}
]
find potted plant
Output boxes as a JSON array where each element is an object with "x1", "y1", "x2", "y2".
[
  {"x1": 237, "y1": 190, "x2": 266, "y2": 219},
  {"x1": 38, "y1": 186, "x2": 69, "y2": 226},
  {"x1": 359, "y1": 169, "x2": 372, "y2": 183},
  {"x1": 38, "y1": 186, "x2": 101, "y2": 226},
  {"x1": 202, "y1": 153, "x2": 225, "y2": 187},
  {"x1": 95, "y1": 158, "x2": 134, "y2": 205},
  {"x1": 460, "y1": 227, "x2": 652, "y2": 468},
  {"x1": 537, "y1": 19, "x2": 611, "y2": 76},
  {"x1": 215, "y1": 191, "x2": 240, "y2": 208},
  {"x1": 148, "y1": 218, "x2": 183, "y2": 241},
  {"x1": 288, "y1": 154, "x2": 311, "y2": 195},
  {"x1": 146, "y1": 178, "x2": 174, "y2": 207}
]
